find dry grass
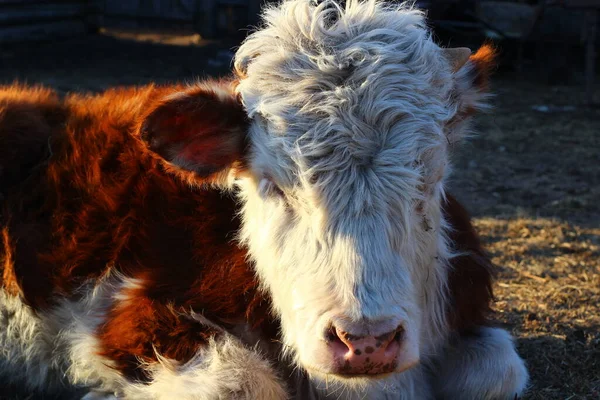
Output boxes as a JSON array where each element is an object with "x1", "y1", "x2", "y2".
[
  {"x1": 451, "y1": 75, "x2": 600, "y2": 399},
  {"x1": 477, "y1": 217, "x2": 599, "y2": 399}
]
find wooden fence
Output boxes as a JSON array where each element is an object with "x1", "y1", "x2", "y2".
[
  {"x1": 0, "y1": 0, "x2": 101, "y2": 42},
  {"x1": 101, "y1": 0, "x2": 260, "y2": 38},
  {"x1": 0, "y1": 0, "x2": 596, "y2": 46},
  {"x1": 0, "y1": 0, "x2": 259, "y2": 42}
]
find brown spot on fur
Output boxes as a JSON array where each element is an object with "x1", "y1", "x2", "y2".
[
  {"x1": 1, "y1": 227, "x2": 20, "y2": 296},
  {"x1": 443, "y1": 193, "x2": 495, "y2": 333},
  {"x1": 365, "y1": 346, "x2": 374, "y2": 354},
  {"x1": 354, "y1": 349, "x2": 362, "y2": 355},
  {"x1": 0, "y1": 84, "x2": 66, "y2": 191},
  {"x1": 98, "y1": 281, "x2": 225, "y2": 381}
]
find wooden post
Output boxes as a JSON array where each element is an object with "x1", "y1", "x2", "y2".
[
  {"x1": 585, "y1": 9, "x2": 597, "y2": 105},
  {"x1": 564, "y1": 0, "x2": 600, "y2": 105},
  {"x1": 200, "y1": 0, "x2": 217, "y2": 39}
]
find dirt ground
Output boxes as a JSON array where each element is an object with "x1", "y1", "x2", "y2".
[
  {"x1": 1, "y1": 30, "x2": 598, "y2": 399},
  {"x1": 451, "y1": 76, "x2": 600, "y2": 399},
  {"x1": 449, "y1": 72, "x2": 600, "y2": 398}
]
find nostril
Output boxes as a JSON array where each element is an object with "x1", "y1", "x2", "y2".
[
  {"x1": 325, "y1": 325, "x2": 344, "y2": 345},
  {"x1": 383, "y1": 326, "x2": 405, "y2": 352},
  {"x1": 393, "y1": 326, "x2": 405, "y2": 343},
  {"x1": 326, "y1": 325, "x2": 355, "y2": 356}
]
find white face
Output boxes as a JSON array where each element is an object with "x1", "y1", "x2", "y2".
[
  {"x1": 232, "y1": 0, "x2": 486, "y2": 387},
  {"x1": 236, "y1": 132, "x2": 437, "y2": 380}
]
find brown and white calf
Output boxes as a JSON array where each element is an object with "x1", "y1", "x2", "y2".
[{"x1": 0, "y1": 0, "x2": 528, "y2": 399}]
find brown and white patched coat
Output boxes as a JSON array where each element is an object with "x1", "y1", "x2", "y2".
[{"x1": 0, "y1": 1, "x2": 528, "y2": 399}]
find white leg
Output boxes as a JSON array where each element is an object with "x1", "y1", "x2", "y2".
[
  {"x1": 433, "y1": 327, "x2": 529, "y2": 400},
  {"x1": 46, "y1": 278, "x2": 288, "y2": 400},
  {"x1": 0, "y1": 291, "x2": 66, "y2": 392},
  {"x1": 119, "y1": 336, "x2": 288, "y2": 400},
  {"x1": 61, "y1": 312, "x2": 287, "y2": 400}
]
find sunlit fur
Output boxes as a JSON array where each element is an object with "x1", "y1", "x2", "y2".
[{"x1": 234, "y1": 0, "x2": 522, "y2": 396}]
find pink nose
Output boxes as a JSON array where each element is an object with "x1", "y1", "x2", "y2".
[{"x1": 326, "y1": 325, "x2": 404, "y2": 375}]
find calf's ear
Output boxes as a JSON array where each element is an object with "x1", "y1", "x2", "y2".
[
  {"x1": 444, "y1": 44, "x2": 497, "y2": 144},
  {"x1": 140, "y1": 82, "x2": 248, "y2": 185}
]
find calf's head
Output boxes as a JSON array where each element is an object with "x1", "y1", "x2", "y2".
[{"x1": 141, "y1": 0, "x2": 494, "y2": 388}]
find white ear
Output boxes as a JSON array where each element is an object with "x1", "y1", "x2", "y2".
[{"x1": 442, "y1": 47, "x2": 472, "y2": 73}]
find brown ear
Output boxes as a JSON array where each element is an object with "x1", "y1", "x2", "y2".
[
  {"x1": 466, "y1": 44, "x2": 496, "y2": 90},
  {"x1": 140, "y1": 83, "x2": 248, "y2": 179},
  {"x1": 442, "y1": 47, "x2": 472, "y2": 73},
  {"x1": 445, "y1": 44, "x2": 497, "y2": 144}
]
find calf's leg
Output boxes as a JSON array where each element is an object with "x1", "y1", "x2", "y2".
[
  {"x1": 9, "y1": 277, "x2": 287, "y2": 400},
  {"x1": 105, "y1": 335, "x2": 288, "y2": 400},
  {"x1": 432, "y1": 327, "x2": 529, "y2": 400}
]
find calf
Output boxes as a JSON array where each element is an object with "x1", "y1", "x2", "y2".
[{"x1": 0, "y1": 0, "x2": 528, "y2": 399}]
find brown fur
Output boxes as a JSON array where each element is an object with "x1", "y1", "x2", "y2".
[
  {"x1": 444, "y1": 194, "x2": 495, "y2": 333},
  {"x1": 446, "y1": 44, "x2": 497, "y2": 134},
  {"x1": 1, "y1": 227, "x2": 20, "y2": 296},
  {"x1": 468, "y1": 44, "x2": 497, "y2": 91},
  {"x1": 0, "y1": 82, "x2": 272, "y2": 381}
]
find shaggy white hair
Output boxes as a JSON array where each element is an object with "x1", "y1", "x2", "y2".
[{"x1": 235, "y1": 0, "x2": 458, "y2": 201}]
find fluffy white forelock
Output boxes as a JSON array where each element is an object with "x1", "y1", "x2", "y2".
[{"x1": 235, "y1": 0, "x2": 457, "y2": 230}]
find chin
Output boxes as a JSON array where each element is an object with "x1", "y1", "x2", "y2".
[{"x1": 302, "y1": 365, "x2": 400, "y2": 389}]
